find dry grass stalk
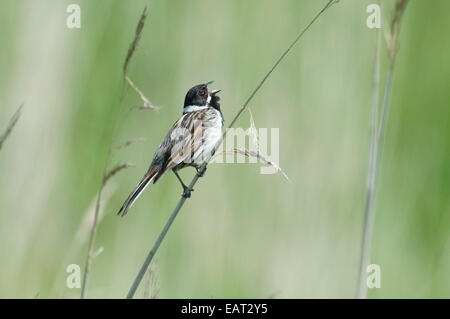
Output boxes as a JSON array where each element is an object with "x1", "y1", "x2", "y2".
[
  {"x1": 121, "y1": 7, "x2": 157, "y2": 110},
  {"x1": 248, "y1": 109, "x2": 289, "y2": 180},
  {"x1": 123, "y1": 7, "x2": 148, "y2": 77},
  {"x1": 92, "y1": 246, "x2": 104, "y2": 259},
  {"x1": 75, "y1": 183, "x2": 117, "y2": 246},
  {"x1": 125, "y1": 0, "x2": 338, "y2": 299},
  {"x1": 81, "y1": 6, "x2": 153, "y2": 299},
  {"x1": 0, "y1": 104, "x2": 23, "y2": 151},
  {"x1": 211, "y1": 110, "x2": 289, "y2": 180},
  {"x1": 49, "y1": 182, "x2": 116, "y2": 297},
  {"x1": 103, "y1": 162, "x2": 135, "y2": 186},
  {"x1": 116, "y1": 137, "x2": 147, "y2": 150},
  {"x1": 248, "y1": 109, "x2": 260, "y2": 150},
  {"x1": 225, "y1": 148, "x2": 290, "y2": 181},
  {"x1": 126, "y1": 76, "x2": 159, "y2": 110}
]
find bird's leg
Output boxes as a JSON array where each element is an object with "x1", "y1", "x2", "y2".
[
  {"x1": 173, "y1": 170, "x2": 194, "y2": 198},
  {"x1": 195, "y1": 165, "x2": 206, "y2": 177}
]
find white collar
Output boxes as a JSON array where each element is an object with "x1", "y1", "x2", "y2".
[{"x1": 183, "y1": 104, "x2": 208, "y2": 114}]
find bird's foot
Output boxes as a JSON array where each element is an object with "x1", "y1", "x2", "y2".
[
  {"x1": 196, "y1": 166, "x2": 206, "y2": 177},
  {"x1": 182, "y1": 185, "x2": 194, "y2": 198}
]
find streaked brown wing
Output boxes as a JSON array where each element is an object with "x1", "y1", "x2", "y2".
[
  {"x1": 149, "y1": 110, "x2": 206, "y2": 182},
  {"x1": 162, "y1": 110, "x2": 206, "y2": 170}
]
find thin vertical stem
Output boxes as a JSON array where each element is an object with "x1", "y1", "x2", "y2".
[
  {"x1": 81, "y1": 106, "x2": 120, "y2": 299},
  {"x1": 0, "y1": 104, "x2": 23, "y2": 151},
  {"x1": 357, "y1": 0, "x2": 409, "y2": 299},
  {"x1": 357, "y1": 8, "x2": 382, "y2": 298}
]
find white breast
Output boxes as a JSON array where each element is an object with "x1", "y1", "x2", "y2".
[{"x1": 193, "y1": 108, "x2": 223, "y2": 164}]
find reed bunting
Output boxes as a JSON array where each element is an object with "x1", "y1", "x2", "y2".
[{"x1": 117, "y1": 81, "x2": 223, "y2": 217}]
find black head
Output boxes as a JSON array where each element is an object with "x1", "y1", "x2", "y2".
[{"x1": 183, "y1": 82, "x2": 221, "y2": 110}]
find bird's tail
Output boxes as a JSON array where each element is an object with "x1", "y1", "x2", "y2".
[{"x1": 117, "y1": 172, "x2": 156, "y2": 217}]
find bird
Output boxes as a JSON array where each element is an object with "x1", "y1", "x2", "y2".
[{"x1": 117, "y1": 81, "x2": 223, "y2": 217}]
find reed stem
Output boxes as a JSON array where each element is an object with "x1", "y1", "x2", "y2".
[
  {"x1": 357, "y1": 0, "x2": 409, "y2": 299},
  {"x1": 125, "y1": 0, "x2": 338, "y2": 299}
]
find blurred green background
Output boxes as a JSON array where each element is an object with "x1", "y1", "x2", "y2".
[{"x1": 0, "y1": 0, "x2": 449, "y2": 298}]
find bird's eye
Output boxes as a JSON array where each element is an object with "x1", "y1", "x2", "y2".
[{"x1": 199, "y1": 90, "x2": 206, "y2": 96}]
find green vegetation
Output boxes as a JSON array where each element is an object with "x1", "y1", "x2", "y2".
[{"x1": 0, "y1": 0, "x2": 449, "y2": 298}]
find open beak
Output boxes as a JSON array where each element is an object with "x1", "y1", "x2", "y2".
[{"x1": 206, "y1": 81, "x2": 220, "y2": 96}]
